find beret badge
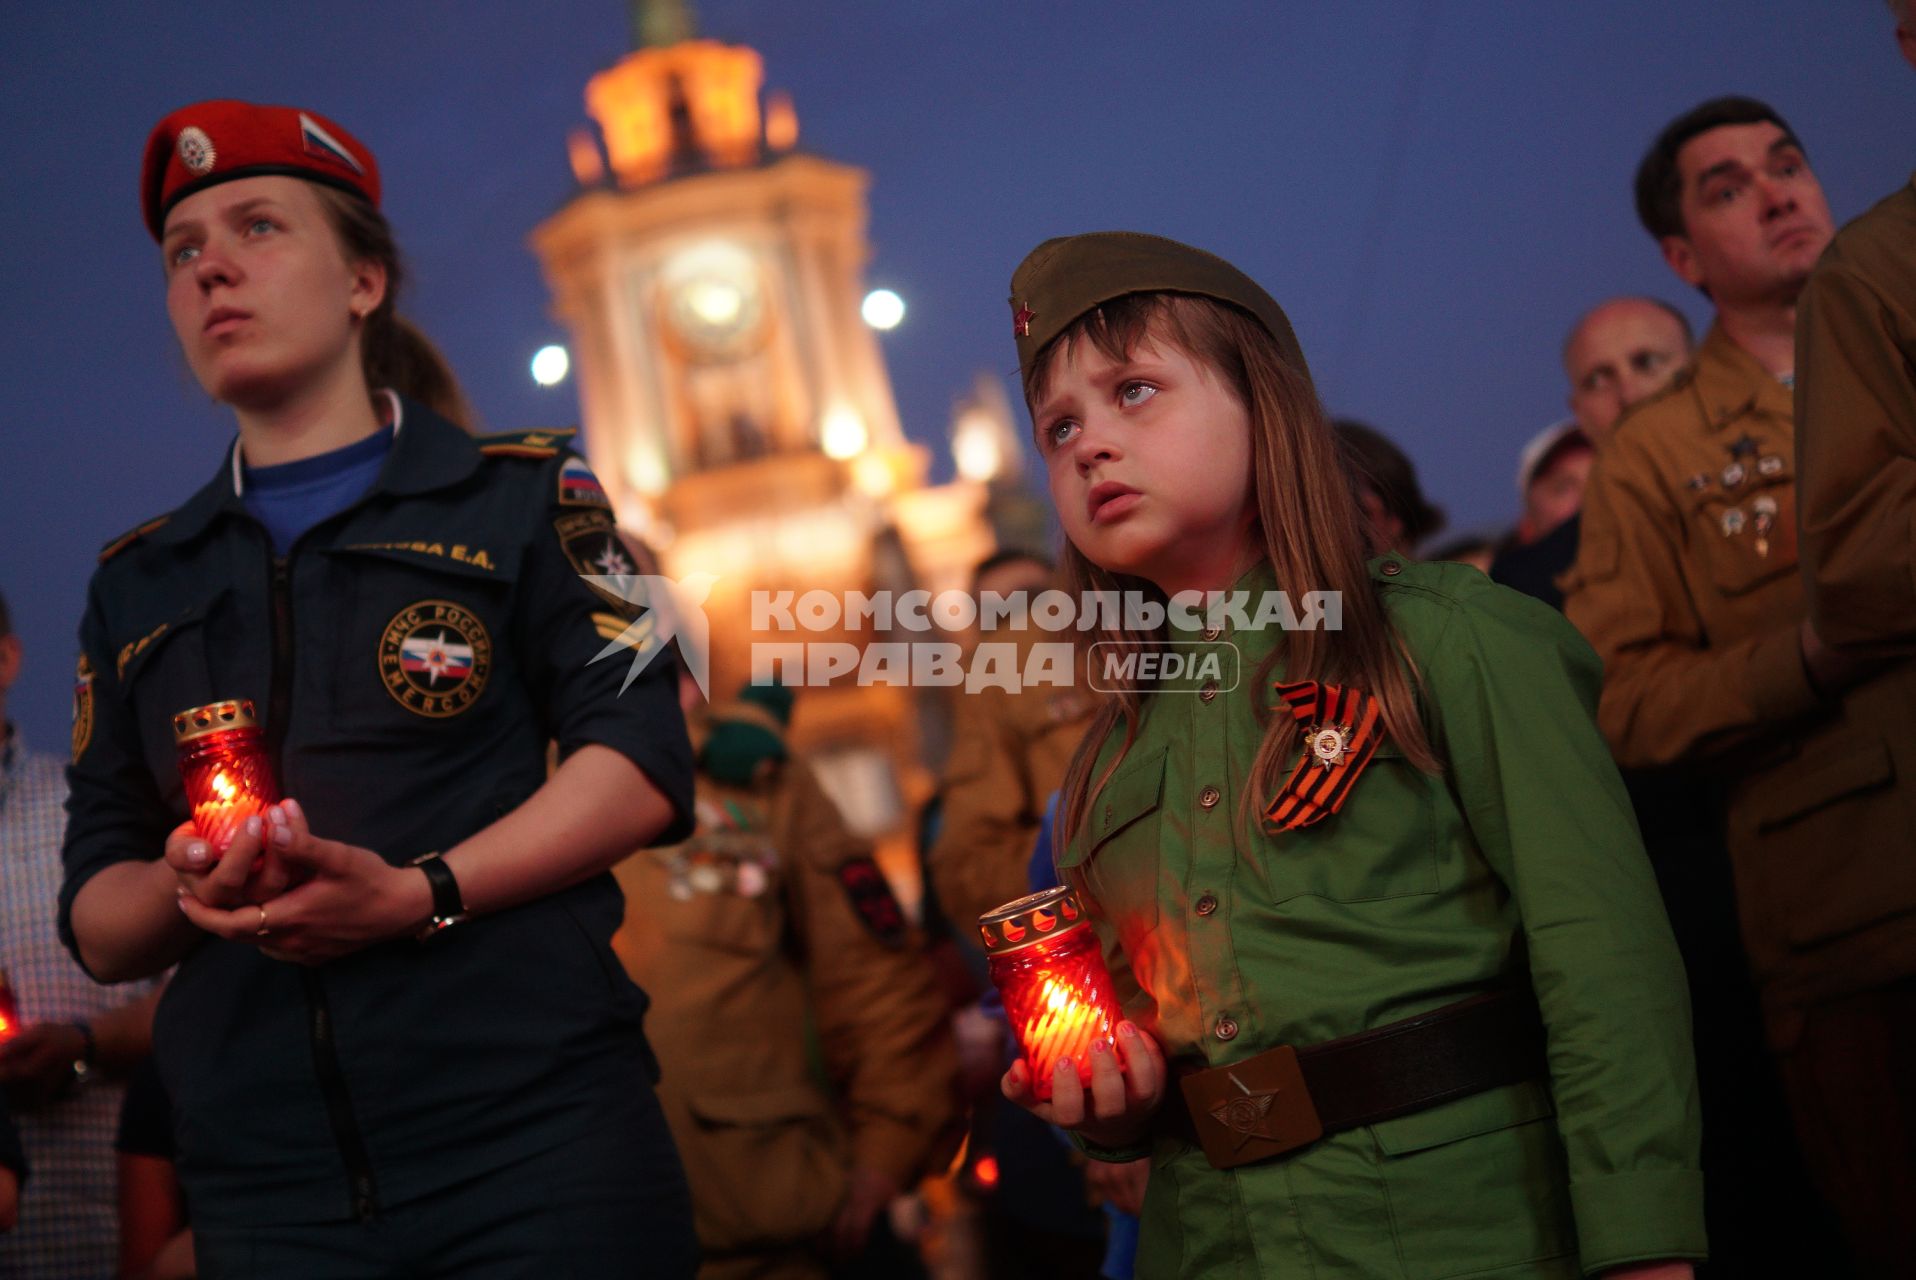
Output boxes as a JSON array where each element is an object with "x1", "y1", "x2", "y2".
[
  {"x1": 176, "y1": 126, "x2": 217, "y2": 176},
  {"x1": 1012, "y1": 301, "x2": 1035, "y2": 339}
]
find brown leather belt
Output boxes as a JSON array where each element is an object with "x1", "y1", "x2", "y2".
[{"x1": 1167, "y1": 990, "x2": 1546, "y2": 1170}]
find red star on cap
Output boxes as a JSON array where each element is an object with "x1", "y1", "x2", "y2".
[{"x1": 1013, "y1": 303, "x2": 1036, "y2": 339}]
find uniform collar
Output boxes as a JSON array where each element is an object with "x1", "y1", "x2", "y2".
[
  {"x1": 153, "y1": 392, "x2": 481, "y2": 548},
  {"x1": 1690, "y1": 321, "x2": 1794, "y2": 432}
]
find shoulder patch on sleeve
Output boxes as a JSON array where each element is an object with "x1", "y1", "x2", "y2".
[
  {"x1": 556, "y1": 455, "x2": 611, "y2": 509},
  {"x1": 476, "y1": 427, "x2": 577, "y2": 459},
  {"x1": 836, "y1": 856, "x2": 909, "y2": 948},
  {"x1": 553, "y1": 508, "x2": 642, "y2": 616},
  {"x1": 98, "y1": 515, "x2": 170, "y2": 564}
]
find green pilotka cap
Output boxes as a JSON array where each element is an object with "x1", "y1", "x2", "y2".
[
  {"x1": 1007, "y1": 231, "x2": 1313, "y2": 384},
  {"x1": 699, "y1": 681, "x2": 794, "y2": 787}
]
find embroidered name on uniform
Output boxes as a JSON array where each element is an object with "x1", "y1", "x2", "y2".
[
  {"x1": 377, "y1": 600, "x2": 493, "y2": 719},
  {"x1": 1263, "y1": 680, "x2": 1384, "y2": 832},
  {"x1": 345, "y1": 541, "x2": 495, "y2": 570},
  {"x1": 116, "y1": 622, "x2": 172, "y2": 679}
]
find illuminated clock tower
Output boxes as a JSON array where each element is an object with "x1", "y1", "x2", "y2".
[{"x1": 530, "y1": 0, "x2": 996, "y2": 848}]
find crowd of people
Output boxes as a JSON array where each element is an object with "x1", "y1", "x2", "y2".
[{"x1": 1, "y1": 10, "x2": 1914, "y2": 1278}]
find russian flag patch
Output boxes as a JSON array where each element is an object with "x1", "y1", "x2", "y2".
[
  {"x1": 557, "y1": 456, "x2": 610, "y2": 509},
  {"x1": 300, "y1": 112, "x2": 365, "y2": 175}
]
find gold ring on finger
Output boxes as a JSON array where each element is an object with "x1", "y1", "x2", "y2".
[{"x1": 255, "y1": 904, "x2": 271, "y2": 937}]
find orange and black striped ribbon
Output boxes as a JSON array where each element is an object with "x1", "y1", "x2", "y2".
[{"x1": 1262, "y1": 681, "x2": 1384, "y2": 832}]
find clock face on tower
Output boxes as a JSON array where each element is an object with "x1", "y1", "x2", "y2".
[{"x1": 658, "y1": 241, "x2": 767, "y2": 361}]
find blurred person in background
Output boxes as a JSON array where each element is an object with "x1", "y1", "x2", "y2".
[
  {"x1": 1332, "y1": 419, "x2": 1446, "y2": 557},
  {"x1": 1564, "y1": 94, "x2": 1873, "y2": 1275},
  {"x1": 1489, "y1": 422, "x2": 1593, "y2": 609},
  {"x1": 613, "y1": 673, "x2": 958, "y2": 1280},
  {"x1": 0, "y1": 588, "x2": 161, "y2": 1280},
  {"x1": 1565, "y1": 297, "x2": 1695, "y2": 444},
  {"x1": 1789, "y1": 4, "x2": 1916, "y2": 1271}
]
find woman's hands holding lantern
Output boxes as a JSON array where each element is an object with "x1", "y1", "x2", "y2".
[
  {"x1": 174, "y1": 798, "x2": 432, "y2": 964},
  {"x1": 165, "y1": 812, "x2": 297, "y2": 908},
  {"x1": 1002, "y1": 1019, "x2": 1168, "y2": 1151}
]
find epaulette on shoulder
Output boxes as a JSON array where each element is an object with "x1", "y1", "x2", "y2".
[
  {"x1": 98, "y1": 515, "x2": 170, "y2": 565},
  {"x1": 475, "y1": 427, "x2": 577, "y2": 459}
]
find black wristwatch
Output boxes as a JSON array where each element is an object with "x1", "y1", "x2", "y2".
[{"x1": 410, "y1": 852, "x2": 468, "y2": 940}]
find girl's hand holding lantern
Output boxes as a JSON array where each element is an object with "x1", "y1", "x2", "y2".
[
  {"x1": 1002, "y1": 1018, "x2": 1167, "y2": 1151},
  {"x1": 983, "y1": 887, "x2": 1168, "y2": 1149}
]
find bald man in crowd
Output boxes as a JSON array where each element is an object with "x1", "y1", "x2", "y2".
[
  {"x1": 1490, "y1": 298, "x2": 1692, "y2": 608},
  {"x1": 1564, "y1": 296, "x2": 1696, "y2": 441}
]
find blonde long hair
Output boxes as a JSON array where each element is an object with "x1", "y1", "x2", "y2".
[{"x1": 1028, "y1": 294, "x2": 1440, "y2": 850}]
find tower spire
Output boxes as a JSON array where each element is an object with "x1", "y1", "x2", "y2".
[{"x1": 631, "y1": 0, "x2": 697, "y2": 50}]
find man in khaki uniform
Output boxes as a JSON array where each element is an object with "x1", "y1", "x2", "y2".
[
  {"x1": 928, "y1": 554, "x2": 1093, "y2": 933},
  {"x1": 614, "y1": 679, "x2": 957, "y2": 1279},
  {"x1": 1788, "y1": 9, "x2": 1916, "y2": 1270},
  {"x1": 1565, "y1": 95, "x2": 1911, "y2": 1274}
]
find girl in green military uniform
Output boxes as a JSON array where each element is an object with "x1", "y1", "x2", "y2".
[{"x1": 998, "y1": 232, "x2": 1704, "y2": 1279}]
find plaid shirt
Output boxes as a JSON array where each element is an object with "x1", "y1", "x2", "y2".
[{"x1": 0, "y1": 727, "x2": 153, "y2": 1280}]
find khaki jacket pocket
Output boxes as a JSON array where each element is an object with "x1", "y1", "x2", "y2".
[
  {"x1": 674, "y1": 1084, "x2": 848, "y2": 1251},
  {"x1": 1741, "y1": 737, "x2": 1914, "y2": 950}
]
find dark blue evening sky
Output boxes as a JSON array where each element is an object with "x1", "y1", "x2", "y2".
[{"x1": 3, "y1": 1, "x2": 1912, "y2": 746}]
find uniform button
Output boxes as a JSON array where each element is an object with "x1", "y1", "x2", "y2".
[
  {"x1": 1198, "y1": 785, "x2": 1221, "y2": 809},
  {"x1": 1202, "y1": 625, "x2": 1224, "y2": 641},
  {"x1": 1199, "y1": 680, "x2": 1219, "y2": 703},
  {"x1": 1214, "y1": 1016, "x2": 1239, "y2": 1042},
  {"x1": 1194, "y1": 893, "x2": 1219, "y2": 917},
  {"x1": 1380, "y1": 560, "x2": 1402, "y2": 577}
]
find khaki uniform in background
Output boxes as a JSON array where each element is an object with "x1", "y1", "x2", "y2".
[
  {"x1": 1798, "y1": 176, "x2": 1916, "y2": 652},
  {"x1": 614, "y1": 722, "x2": 958, "y2": 1280},
  {"x1": 1786, "y1": 178, "x2": 1916, "y2": 1276},
  {"x1": 929, "y1": 629, "x2": 1093, "y2": 933},
  {"x1": 1565, "y1": 323, "x2": 1916, "y2": 1029}
]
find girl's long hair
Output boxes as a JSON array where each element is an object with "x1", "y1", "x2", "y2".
[
  {"x1": 312, "y1": 186, "x2": 477, "y2": 431},
  {"x1": 1028, "y1": 294, "x2": 1440, "y2": 851}
]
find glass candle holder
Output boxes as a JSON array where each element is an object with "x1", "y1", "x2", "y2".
[
  {"x1": 0, "y1": 968, "x2": 19, "y2": 1043},
  {"x1": 980, "y1": 886, "x2": 1125, "y2": 1101},
  {"x1": 174, "y1": 699, "x2": 279, "y2": 856}
]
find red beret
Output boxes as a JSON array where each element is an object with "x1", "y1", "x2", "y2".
[{"x1": 141, "y1": 99, "x2": 380, "y2": 239}]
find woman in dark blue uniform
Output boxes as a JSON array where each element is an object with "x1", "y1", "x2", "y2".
[{"x1": 59, "y1": 99, "x2": 698, "y2": 1277}]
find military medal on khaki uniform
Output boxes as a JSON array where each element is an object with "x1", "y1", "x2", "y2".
[
  {"x1": 1721, "y1": 433, "x2": 1761, "y2": 489},
  {"x1": 1720, "y1": 508, "x2": 1746, "y2": 538},
  {"x1": 1750, "y1": 494, "x2": 1778, "y2": 558},
  {"x1": 1757, "y1": 455, "x2": 1784, "y2": 478}
]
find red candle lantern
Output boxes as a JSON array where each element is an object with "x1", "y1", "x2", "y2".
[
  {"x1": 174, "y1": 699, "x2": 279, "y2": 856},
  {"x1": 980, "y1": 886, "x2": 1126, "y2": 1101},
  {"x1": 0, "y1": 968, "x2": 19, "y2": 1043}
]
